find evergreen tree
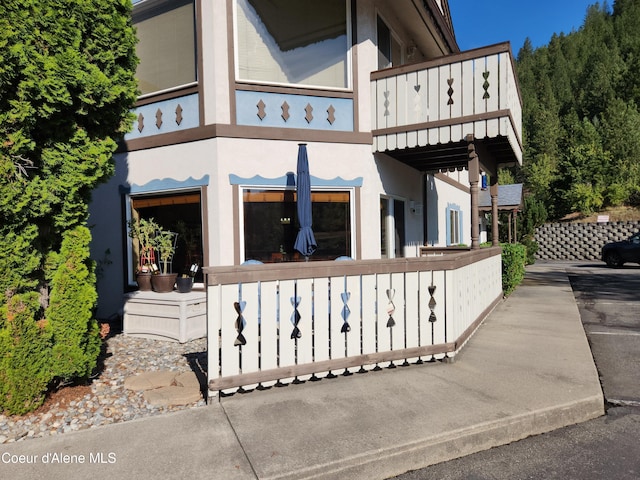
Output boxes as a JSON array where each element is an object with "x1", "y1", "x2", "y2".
[
  {"x1": 0, "y1": 0, "x2": 137, "y2": 412},
  {"x1": 516, "y1": 0, "x2": 640, "y2": 219},
  {"x1": 0, "y1": 293, "x2": 52, "y2": 415},
  {"x1": 47, "y1": 226, "x2": 101, "y2": 381}
]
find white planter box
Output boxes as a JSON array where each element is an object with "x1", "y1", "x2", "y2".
[{"x1": 123, "y1": 290, "x2": 207, "y2": 343}]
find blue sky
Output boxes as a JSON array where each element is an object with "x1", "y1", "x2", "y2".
[{"x1": 449, "y1": 0, "x2": 603, "y2": 55}]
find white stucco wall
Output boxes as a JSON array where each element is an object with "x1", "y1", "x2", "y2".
[
  {"x1": 89, "y1": 137, "x2": 435, "y2": 317},
  {"x1": 425, "y1": 172, "x2": 472, "y2": 247},
  {"x1": 200, "y1": 0, "x2": 231, "y2": 126}
]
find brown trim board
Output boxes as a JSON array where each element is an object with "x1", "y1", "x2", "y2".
[
  {"x1": 122, "y1": 124, "x2": 373, "y2": 152},
  {"x1": 204, "y1": 247, "x2": 501, "y2": 285}
]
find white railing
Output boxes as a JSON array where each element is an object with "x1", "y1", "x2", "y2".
[
  {"x1": 205, "y1": 248, "x2": 502, "y2": 397},
  {"x1": 371, "y1": 42, "x2": 522, "y2": 163}
]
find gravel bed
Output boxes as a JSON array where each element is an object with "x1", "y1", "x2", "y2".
[{"x1": 0, "y1": 334, "x2": 207, "y2": 444}]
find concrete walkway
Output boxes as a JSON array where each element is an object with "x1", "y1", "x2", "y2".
[{"x1": 0, "y1": 263, "x2": 604, "y2": 480}]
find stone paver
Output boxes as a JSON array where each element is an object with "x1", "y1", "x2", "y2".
[
  {"x1": 123, "y1": 370, "x2": 178, "y2": 391},
  {"x1": 175, "y1": 371, "x2": 201, "y2": 389},
  {"x1": 125, "y1": 370, "x2": 203, "y2": 407},
  {"x1": 144, "y1": 386, "x2": 203, "y2": 406}
]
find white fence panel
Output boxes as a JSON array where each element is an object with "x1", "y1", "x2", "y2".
[
  {"x1": 240, "y1": 282, "x2": 260, "y2": 390},
  {"x1": 461, "y1": 59, "x2": 475, "y2": 116},
  {"x1": 296, "y1": 278, "x2": 314, "y2": 380},
  {"x1": 415, "y1": 69, "x2": 429, "y2": 123},
  {"x1": 438, "y1": 65, "x2": 450, "y2": 121},
  {"x1": 278, "y1": 279, "x2": 297, "y2": 384},
  {"x1": 390, "y1": 272, "x2": 406, "y2": 363},
  {"x1": 345, "y1": 275, "x2": 362, "y2": 372},
  {"x1": 220, "y1": 283, "x2": 241, "y2": 394},
  {"x1": 404, "y1": 271, "x2": 420, "y2": 363},
  {"x1": 376, "y1": 273, "x2": 392, "y2": 368},
  {"x1": 428, "y1": 68, "x2": 440, "y2": 123},
  {"x1": 361, "y1": 273, "x2": 377, "y2": 371},
  {"x1": 329, "y1": 275, "x2": 348, "y2": 367},
  {"x1": 485, "y1": 54, "x2": 500, "y2": 113},
  {"x1": 449, "y1": 61, "x2": 462, "y2": 119},
  {"x1": 207, "y1": 285, "x2": 221, "y2": 395},
  {"x1": 397, "y1": 72, "x2": 408, "y2": 127},
  {"x1": 260, "y1": 280, "x2": 279, "y2": 388},
  {"x1": 313, "y1": 277, "x2": 331, "y2": 377},
  {"x1": 206, "y1": 250, "x2": 503, "y2": 395},
  {"x1": 474, "y1": 56, "x2": 488, "y2": 115}
]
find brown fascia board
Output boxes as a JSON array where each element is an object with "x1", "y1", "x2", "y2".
[{"x1": 421, "y1": 0, "x2": 460, "y2": 53}]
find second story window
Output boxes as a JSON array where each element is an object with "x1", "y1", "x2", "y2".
[
  {"x1": 133, "y1": 0, "x2": 197, "y2": 97},
  {"x1": 235, "y1": 0, "x2": 349, "y2": 89},
  {"x1": 377, "y1": 15, "x2": 402, "y2": 70}
]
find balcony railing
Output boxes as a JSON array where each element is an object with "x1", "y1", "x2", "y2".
[
  {"x1": 371, "y1": 43, "x2": 522, "y2": 165},
  {"x1": 205, "y1": 248, "x2": 502, "y2": 397}
]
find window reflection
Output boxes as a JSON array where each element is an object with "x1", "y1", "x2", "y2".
[
  {"x1": 236, "y1": 0, "x2": 349, "y2": 88},
  {"x1": 243, "y1": 189, "x2": 351, "y2": 262},
  {"x1": 133, "y1": 0, "x2": 197, "y2": 96}
]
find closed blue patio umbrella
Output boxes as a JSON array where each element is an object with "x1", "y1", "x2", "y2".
[{"x1": 294, "y1": 144, "x2": 317, "y2": 260}]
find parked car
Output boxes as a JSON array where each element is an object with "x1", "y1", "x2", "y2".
[{"x1": 602, "y1": 232, "x2": 640, "y2": 267}]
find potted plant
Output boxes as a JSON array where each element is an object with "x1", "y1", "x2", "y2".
[
  {"x1": 150, "y1": 227, "x2": 178, "y2": 292},
  {"x1": 176, "y1": 263, "x2": 199, "y2": 293},
  {"x1": 128, "y1": 217, "x2": 160, "y2": 291}
]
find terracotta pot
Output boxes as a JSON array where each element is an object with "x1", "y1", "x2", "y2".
[
  {"x1": 136, "y1": 272, "x2": 152, "y2": 291},
  {"x1": 151, "y1": 273, "x2": 178, "y2": 293},
  {"x1": 176, "y1": 277, "x2": 194, "y2": 293}
]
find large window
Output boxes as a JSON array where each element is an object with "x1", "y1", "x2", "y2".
[
  {"x1": 235, "y1": 0, "x2": 349, "y2": 88},
  {"x1": 129, "y1": 191, "x2": 204, "y2": 282},
  {"x1": 133, "y1": 0, "x2": 197, "y2": 96},
  {"x1": 243, "y1": 189, "x2": 352, "y2": 262}
]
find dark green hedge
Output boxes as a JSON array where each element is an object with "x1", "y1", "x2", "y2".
[{"x1": 502, "y1": 243, "x2": 527, "y2": 296}]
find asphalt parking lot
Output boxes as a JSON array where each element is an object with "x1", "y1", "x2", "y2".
[
  {"x1": 393, "y1": 261, "x2": 640, "y2": 480},
  {"x1": 567, "y1": 262, "x2": 640, "y2": 406}
]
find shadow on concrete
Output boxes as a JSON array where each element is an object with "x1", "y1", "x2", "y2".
[
  {"x1": 521, "y1": 270, "x2": 572, "y2": 287},
  {"x1": 568, "y1": 273, "x2": 640, "y2": 304}
]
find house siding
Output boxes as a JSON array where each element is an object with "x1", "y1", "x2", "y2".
[{"x1": 89, "y1": 0, "x2": 480, "y2": 318}]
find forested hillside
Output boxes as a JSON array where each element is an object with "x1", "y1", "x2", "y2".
[{"x1": 516, "y1": 0, "x2": 640, "y2": 220}]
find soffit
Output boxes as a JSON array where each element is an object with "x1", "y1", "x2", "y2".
[
  {"x1": 380, "y1": 136, "x2": 517, "y2": 174},
  {"x1": 380, "y1": 0, "x2": 459, "y2": 58}
]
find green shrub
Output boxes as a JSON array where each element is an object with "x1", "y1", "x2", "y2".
[
  {"x1": 564, "y1": 183, "x2": 603, "y2": 215},
  {"x1": 46, "y1": 226, "x2": 101, "y2": 381},
  {"x1": 605, "y1": 183, "x2": 628, "y2": 207},
  {"x1": 0, "y1": 293, "x2": 52, "y2": 415},
  {"x1": 628, "y1": 186, "x2": 640, "y2": 207},
  {"x1": 501, "y1": 243, "x2": 527, "y2": 296},
  {"x1": 520, "y1": 235, "x2": 539, "y2": 265}
]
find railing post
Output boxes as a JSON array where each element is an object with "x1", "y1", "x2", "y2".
[
  {"x1": 490, "y1": 176, "x2": 499, "y2": 246},
  {"x1": 467, "y1": 135, "x2": 480, "y2": 250}
]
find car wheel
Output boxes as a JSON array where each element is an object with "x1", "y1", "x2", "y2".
[{"x1": 605, "y1": 251, "x2": 623, "y2": 268}]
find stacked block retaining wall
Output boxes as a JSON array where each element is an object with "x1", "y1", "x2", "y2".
[{"x1": 535, "y1": 221, "x2": 640, "y2": 260}]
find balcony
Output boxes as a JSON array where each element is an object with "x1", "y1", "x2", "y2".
[{"x1": 371, "y1": 42, "x2": 522, "y2": 172}]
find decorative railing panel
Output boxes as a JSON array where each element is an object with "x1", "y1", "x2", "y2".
[
  {"x1": 371, "y1": 43, "x2": 523, "y2": 164},
  {"x1": 206, "y1": 249, "x2": 502, "y2": 396}
]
